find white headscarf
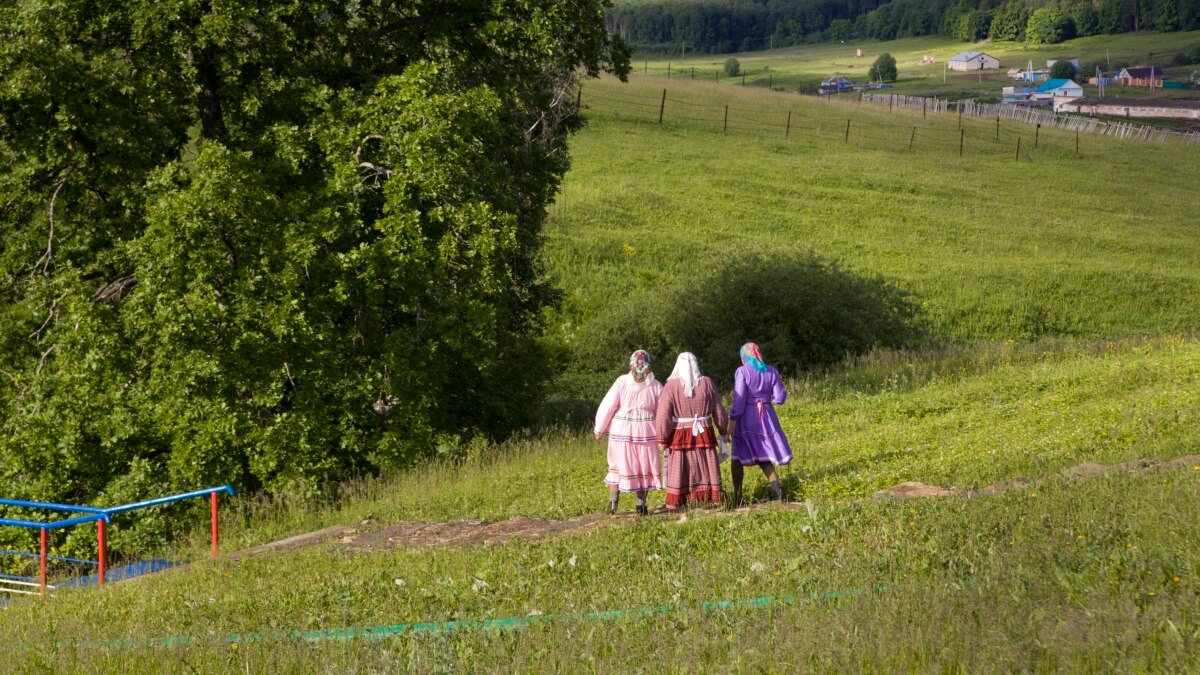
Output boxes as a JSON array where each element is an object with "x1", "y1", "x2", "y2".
[{"x1": 668, "y1": 352, "x2": 702, "y2": 398}]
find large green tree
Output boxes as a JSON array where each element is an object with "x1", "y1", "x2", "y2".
[{"x1": 0, "y1": 0, "x2": 629, "y2": 514}]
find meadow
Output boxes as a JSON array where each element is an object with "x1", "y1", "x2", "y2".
[
  {"x1": 3, "y1": 48, "x2": 1200, "y2": 672},
  {"x1": 631, "y1": 30, "x2": 1200, "y2": 99}
]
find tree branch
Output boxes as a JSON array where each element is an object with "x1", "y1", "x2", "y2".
[{"x1": 35, "y1": 167, "x2": 76, "y2": 275}]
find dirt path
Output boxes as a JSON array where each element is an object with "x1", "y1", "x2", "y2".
[{"x1": 229, "y1": 454, "x2": 1200, "y2": 560}]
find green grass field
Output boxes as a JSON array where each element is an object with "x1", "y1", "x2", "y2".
[
  {"x1": 632, "y1": 31, "x2": 1200, "y2": 99},
  {"x1": 4, "y1": 38, "x2": 1200, "y2": 672}
]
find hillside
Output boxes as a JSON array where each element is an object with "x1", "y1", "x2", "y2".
[
  {"x1": 3, "y1": 56, "x2": 1200, "y2": 671},
  {"x1": 627, "y1": 31, "x2": 1200, "y2": 98}
]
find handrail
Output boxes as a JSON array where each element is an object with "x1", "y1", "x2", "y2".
[
  {"x1": 0, "y1": 549, "x2": 99, "y2": 566},
  {"x1": 0, "y1": 498, "x2": 105, "y2": 515},
  {"x1": 1, "y1": 485, "x2": 236, "y2": 596},
  {"x1": 0, "y1": 512, "x2": 109, "y2": 530},
  {"x1": 93, "y1": 486, "x2": 235, "y2": 515}
]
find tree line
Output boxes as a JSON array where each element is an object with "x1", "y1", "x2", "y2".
[{"x1": 607, "y1": 0, "x2": 1200, "y2": 54}]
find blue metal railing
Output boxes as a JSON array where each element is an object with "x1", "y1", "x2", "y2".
[{"x1": 0, "y1": 485, "x2": 235, "y2": 596}]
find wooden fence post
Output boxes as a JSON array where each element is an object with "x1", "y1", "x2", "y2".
[
  {"x1": 845, "y1": 119, "x2": 851, "y2": 143},
  {"x1": 909, "y1": 127, "x2": 916, "y2": 150},
  {"x1": 658, "y1": 89, "x2": 666, "y2": 124},
  {"x1": 1015, "y1": 136, "x2": 1021, "y2": 161},
  {"x1": 959, "y1": 129, "x2": 964, "y2": 157},
  {"x1": 723, "y1": 105, "x2": 728, "y2": 132},
  {"x1": 786, "y1": 111, "x2": 791, "y2": 138},
  {"x1": 1035, "y1": 123, "x2": 1040, "y2": 148}
]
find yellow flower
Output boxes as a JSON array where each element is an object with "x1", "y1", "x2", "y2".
[
  {"x1": 230, "y1": 642, "x2": 239, "y2": 652},
  {"x1": 1029, "y1": 492, "x2": 1037, "y2": 497},
  {"x1": 1173, "y1": 576, "x2": 1181, "y2": 583}
]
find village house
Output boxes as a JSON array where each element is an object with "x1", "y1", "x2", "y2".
[
  {"x1": 1033, "y1": 78, "x2": 1084, "y2": 101},
  {"x1": 1114, "y1": 66, "x2": 1164, "y2": 87},
  {"x1": 1046, "y1": 57, "x2": 1081, "y2": 72},
  {"x1": 948, "y1": 51, "x2": 1000, "y2": 71}
]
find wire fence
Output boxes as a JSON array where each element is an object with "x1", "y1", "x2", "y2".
[
  {"x1": 861, "y1": 92, "x2": 1200, "y2": 145},
  {"x1": 580, "y1": 85, "x2": 1117, "y2": 161}
]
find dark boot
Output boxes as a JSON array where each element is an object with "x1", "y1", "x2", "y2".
[
  {"x1": 768, "y1": 481, "x2": 781, "y2": 502},
  {"x1": 607, "y1": 495, "x2": 619, "y2": 515},
  {"x1": 636, "y1": 504, "x2": 648, "y2": 516}
]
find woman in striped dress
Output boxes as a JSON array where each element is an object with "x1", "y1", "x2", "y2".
[
  {"x1": 655, "y1": 352, "x2": 729, "y2": 510},
  {"x1": 595, "y1": 350, "x2": 664, "y2": 516}
]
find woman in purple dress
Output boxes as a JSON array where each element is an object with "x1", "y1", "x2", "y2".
[{"x1": 729, "y1": 343, "x2": 792, "y2": 505}]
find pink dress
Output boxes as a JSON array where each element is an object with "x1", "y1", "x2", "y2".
[{"x1": 595, "y1": 374, "x2": 664, "y2": 492}]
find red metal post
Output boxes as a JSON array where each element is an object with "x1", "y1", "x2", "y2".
[
  {"x1": 97, "y1": 519, "x2": 107, "y2": 586},
  {"x1": 39, "y1": 527, "x2": 47, "y2": 596},
  {"x1": 211, "y1": 492, "x2": 219, "y2": 559}
]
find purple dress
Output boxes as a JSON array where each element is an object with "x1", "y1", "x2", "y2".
[{"x1": 730, "y1": 364, "x2": 793, "y2": 466}]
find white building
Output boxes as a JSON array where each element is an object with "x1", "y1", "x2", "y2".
[{"x1": 948, "y1": 51, "x2": 1000, "y2": 71}]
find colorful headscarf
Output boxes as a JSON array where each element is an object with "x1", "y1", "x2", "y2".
[
  {"x1": 628, "y1": 350, "x2": 652, "y2": 379},
  {"x1": 668, "y1": 352, "x2": 702, "y2": 397},
  {"x1": 739, "y1": 343, "x2": 767, "y2": 374}
]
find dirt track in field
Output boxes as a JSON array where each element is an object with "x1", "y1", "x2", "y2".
[{"x1": 227, "y1": 454, "x2": 1200, "y2": 559}]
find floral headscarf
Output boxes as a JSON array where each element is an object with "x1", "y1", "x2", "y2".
[
  {"x1": 628, "y1": 350, "x2": 652, "y2": 380},
  {"x1": 739, "y1": 343, "x2": 767, "y2": 374}
]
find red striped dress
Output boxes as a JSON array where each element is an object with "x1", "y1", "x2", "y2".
[{"x1": 655, "y1": 376, "x2": 728, "y2": 507}]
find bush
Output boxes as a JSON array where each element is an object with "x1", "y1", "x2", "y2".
[
  {"x1": 869, "y1": 53, "x2": 898, "y2": 82},
  {"x1": 1049, "y1": 60, "x2": 1077, "y2": 80},
  {"x1": 1189, "y1": 44, "x2": 1200, "y2": 64},
  {"x1": 573, "y1": 251, "x2": 927, "y2": 391},
  {"x1": 724, "y1": 57, "x2": 741, "y2": 77}
]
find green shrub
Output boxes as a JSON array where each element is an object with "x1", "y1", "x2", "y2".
[
  {"x1": 869, "y1": 53, "x2": 898, "y2": 82},
  {"x1": 1049, "y1": 60, "x2": 1077, "y2": 80},
  {"x1": 574, "y1": 251, "x2": 927, "y2": 390},
  {"x1": 724, "y1": 57, "x2": 741, "y2": 77}
]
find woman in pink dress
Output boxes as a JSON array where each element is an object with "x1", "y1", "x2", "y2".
[{"x1": 594, "y1": 350, "x2": 663, "y2": 515}]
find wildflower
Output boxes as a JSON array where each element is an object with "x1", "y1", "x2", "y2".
[
  {"x1": 1029, "y1": 492, "x2": 1037, "y2": 497},
  {"x1": 1076, "y1": 534, "x2": 1084, "y2": 540},
  {"x1": 1173, "y1": 576, "x2": 1181, "y2": 583},
  {"x1": 230, "y1": 642, "x2": 239, "y2": 652}
]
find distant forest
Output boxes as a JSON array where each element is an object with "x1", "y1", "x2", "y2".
[{"x1": 607, "y1": 0, "x2": 1200, "y2": 54}]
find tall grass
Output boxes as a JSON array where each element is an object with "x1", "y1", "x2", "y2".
[
  {"x1": 551, "y1": 75, "x2": 1200, "y2": 355},
  {"x1": 3, "y1": 468, "x2": 1196, "y2": 671}
]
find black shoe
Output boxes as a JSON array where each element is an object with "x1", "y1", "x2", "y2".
[
  {"x1": 768, "y1": 482, "x2": 781, "y2": 502},
  {"x1": 607, "y1": 500, "x2": 618, "y2": 515},
  {"x1": 636, "y1": 504, "x2": 648, "y2": 516},
  {"x1": 731, "y1": 490, "x2": 744, "y2": 508}
]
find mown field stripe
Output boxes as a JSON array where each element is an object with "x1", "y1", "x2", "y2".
[{"x1": 53, "y1": 585, "x2": 887, "y2": 651}]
